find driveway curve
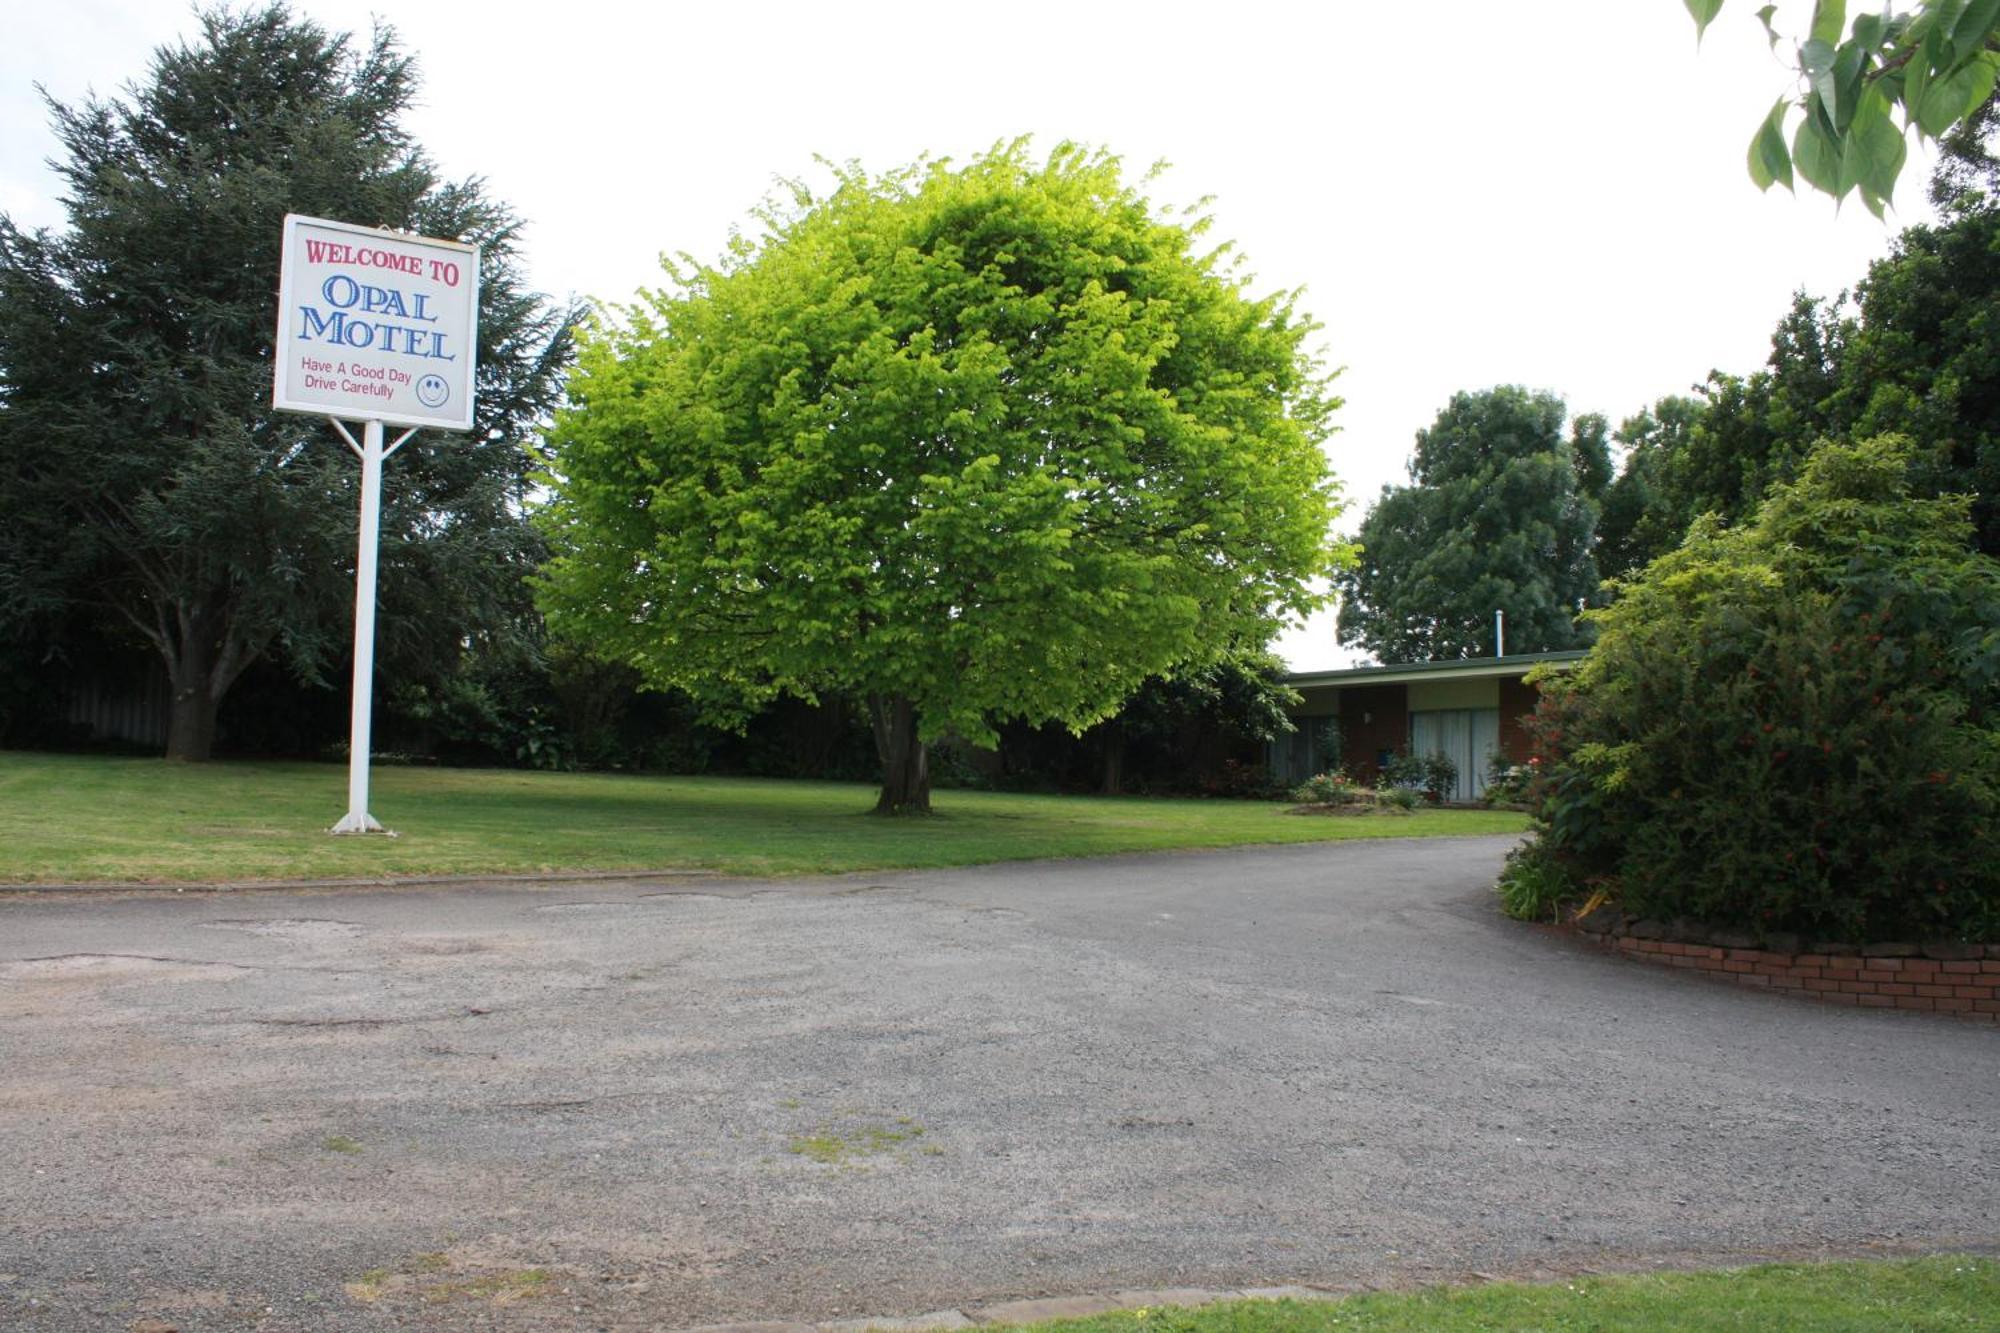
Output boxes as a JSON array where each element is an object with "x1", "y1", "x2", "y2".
[{"x1": 2, "y1": 834, "x2": 1994, "y2": 1330}]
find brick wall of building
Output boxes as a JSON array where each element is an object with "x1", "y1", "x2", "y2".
[
  {"x1": 1497, "y1": 676, "x2": 1540, "y2": 766},
  {"x1": 1337, "y1": 684, "x2": 1408, "y2": 786}
]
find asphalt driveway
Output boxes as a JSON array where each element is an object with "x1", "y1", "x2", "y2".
[{"x1": 2, "y1": 835, "x2": 1995, "y2": 1330}]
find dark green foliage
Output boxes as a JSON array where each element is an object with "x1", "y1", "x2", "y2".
[
  {"x1": 0, "y1": 4, "x2": 577, "y2": 760},
  {"x1": 1614, "y1": 296, "x2": 1845, "y2": 551},
  {"x1": 1080, "y1": 646, "x2": 1299, "y2": 795},
  {"x1": 1929, "y1": 87, "x2": 2000, "y2": 208},
  {"x1": 1336, "y1": 386, "x2": 1603, "y2": 662},
  {"x1": 1524, "y1": 437, "x2": 2000, "y2": 943},
  {"x1": 1604, "y1": 103, "x2": 2000, "y2": 566},
  {"x1": 991, "y1": 647, "x2": 1298, "y2": 797},
  {"x1": 1380, "y1": 747, "x2": 1459, "y2": 803},
  {"x1": 1495, "y1": 838, "x2": 1578, "y2": 923},
  {"x1": 1597, "y1": 396, "x2": 1705, "y2": 579},
  {"x1": 1480, "y1": 755, "x2": 1534, "y2": 808},
  {"x1": 1832, "y1": 202, "x2": 2000, "y2": 556}
]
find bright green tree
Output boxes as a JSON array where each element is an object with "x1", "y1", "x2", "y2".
[
  {"x1": 1688, "y1": 0, "x2": 2000, "y2": 214},
  {"x1": 0, "y1": 5, "x2": 576, "y2": 760},
  {"x1": 1335, "y1": 387, "x2": 1606, "y2": 662},
  {"x1": 535, "y1": 142, "x2": 1346, "y2": 814}
]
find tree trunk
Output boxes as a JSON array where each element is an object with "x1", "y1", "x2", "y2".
[
  {"x1": 868, "y1": 693, "x2": 931, "y2": 815},
  {"x1": 164, "y1": 646, "x2": 219, "y2": 762},
  {"x1": 1101, "y1": 728, "x2": 1125, "y2": 795},
  {"x1": 155, "y1": 596, "x2": 257, "y2": 763}
]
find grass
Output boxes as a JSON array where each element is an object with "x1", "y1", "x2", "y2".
[
  {"x1": 1019, "y1": 1256, "x2": 1998, "y2": 1332},
  {"x1": 787, "y1": 1114, "x2": 926, "y2": 1165},
  {"x1": 0, "y1": 752, "x2": 1527, "y2": 885},
  {"x1": 344, "y1": 1253, "x2": 547, "y2": 1308}
]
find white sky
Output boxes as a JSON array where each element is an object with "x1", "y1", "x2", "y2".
[{"x1": 2, "y1": 1, "x2": 1939, "y2": 670}]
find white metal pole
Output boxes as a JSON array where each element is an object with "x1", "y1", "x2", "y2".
[
  {"x1": 332, "y1": 417, "x2": 386, "y2": 834},
  {"x1": 1496, "y1": 609, "x2": 1505, "y2": 658}
]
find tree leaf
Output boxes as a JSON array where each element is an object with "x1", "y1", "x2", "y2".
[
  {"x1": 1685, "y1": 0, "x2": 1727, "y2": 40},
  {"x1": 1951, "y1": 0, "x2": 2000, "y2": 49},
  {"x1": 1831, "y1": 38, "x2": 1871, "y2": 130},
  {"x1": 1903, "y1": 43, "x2": 1934, "y2": 127},
  {"x1": 1802, "y1": 39, "x2": 1841, "y2": 119},
  {"x1": 1756, "y1": 4, "x2": 1781, "y2": 47},
  {"x1": 1793, "y1": 106, "x2": 1844, "y2": 193},
  {"x1": 1801, "y1": 37, "x2": 1838, "y2": 75},
  {"x1": 1810, "y1": 0, "x2": 1848, "y2": 46},
  {"x1": 1917, "y1": 53, "x2": 2000, "y2": 136},
  {"x1": 1748, "y1": 97, "x2": 1796, "y2": 191},
  {"x1": 1843, "y1": 85, "x2": 1908, "y2": 205},
  {"x1": 1926, "y1": 0, "x2": 1971, "y2": 41}
]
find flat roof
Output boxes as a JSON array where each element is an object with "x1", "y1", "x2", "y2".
[{"x1": 1285, "y1": 649, "x2": 1586, "y2": 690}]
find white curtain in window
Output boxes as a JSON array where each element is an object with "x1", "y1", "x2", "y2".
[{"x1": 1409, "y1": 708, "x2": 1501, "y2": 801}]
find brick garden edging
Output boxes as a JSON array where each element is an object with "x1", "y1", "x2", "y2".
[{"x1": 1567, "y1": 912, "x2": 2000, "y2": 1024}]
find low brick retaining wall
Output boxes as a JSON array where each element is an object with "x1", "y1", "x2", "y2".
[{"x1": 1569, "y1": 916, "x2": 2000, "y2": 1024}]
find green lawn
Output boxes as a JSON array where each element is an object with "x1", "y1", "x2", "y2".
[
  {"x1": 0, "y1": 752, "x2": 1527, "y2": 884},
  {"x1": 1023, "y1": 1256, "x2": 1998, "y2": 1332}
]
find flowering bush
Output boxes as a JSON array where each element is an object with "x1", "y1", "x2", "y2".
[{"x1": 1291, "y1": 770, "x2": 1365, "y2": 805}]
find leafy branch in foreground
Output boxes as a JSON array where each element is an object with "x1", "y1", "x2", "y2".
[{"x1": 1685, "y1": 0, "x2": 2000, "y2": 213}]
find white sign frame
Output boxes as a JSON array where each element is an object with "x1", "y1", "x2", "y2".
[
  {"x1": 270, "y1": 214, "x2": 481, "y2": 835},
  {"x1": 273, "y1": 214, "x2": 480, "y2": 432}
]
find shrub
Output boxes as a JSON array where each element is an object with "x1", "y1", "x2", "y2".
[
  {"x1": 1522, "y1": 437, "x2": 2000, "y2": 942},
  {"x1": 1382, "y1": 747, "x2": 1459, "y2": 802},
  {"x1": 1497, "y1": 839, "x2": 1579, "y2": 921},
  {"x1": 1380, "y1": 749, "x2": 1425, "y2": 791},
  {"x1": 1421, "y1": 750, "x2": 1459, "y2": 801},
  {"x1": 1380, "y1": 785, "x2": 1420, "y2": 812},
  {"x1": 1483, "y1": 756, "x2": 1533, "y2": 806},
  {"x1": 1291, "y1": 770, "x2": 1364, "y2": 805},
  {"x1": 1200, "y1": 759, "x2": 1288, "y2": 800}
]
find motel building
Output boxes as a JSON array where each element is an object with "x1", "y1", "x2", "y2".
[{"x1": 1269, "y1": 650, "x2": 1585, "y2": 802}]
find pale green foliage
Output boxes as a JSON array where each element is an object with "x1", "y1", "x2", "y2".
[
  {"x1": 1688, "y1": 1, "x2": 2000, "y2": 214},
  {"x1": 536, "y1": 142, "x2": 1347, "y2": 752}
]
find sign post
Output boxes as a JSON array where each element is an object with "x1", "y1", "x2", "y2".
[{"x1": 271, "y1": 214, "x2": 480, "y2": 834}]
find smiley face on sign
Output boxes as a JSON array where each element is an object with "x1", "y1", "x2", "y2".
[{"x1": 415, "y1": 373, "x2": 451, "y2": 409}]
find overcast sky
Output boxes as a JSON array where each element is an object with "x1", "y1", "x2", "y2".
[{"x1": 2, "y1": 1, "x2": 1940, "y2": 669}]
